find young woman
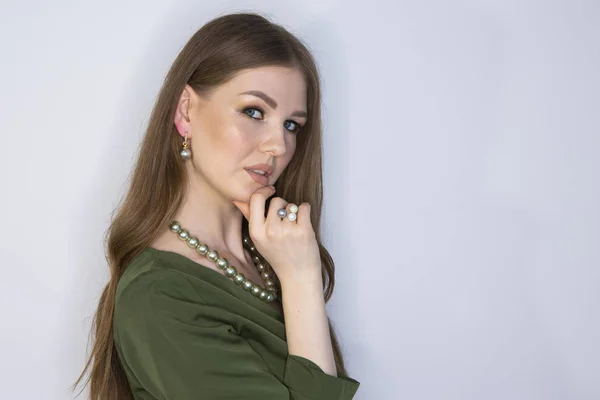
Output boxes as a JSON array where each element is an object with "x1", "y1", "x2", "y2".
[{"x1": 74, "y1": 11, "x2": 360, "y2": 399}]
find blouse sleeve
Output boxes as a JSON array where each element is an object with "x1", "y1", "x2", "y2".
[{"x1": 113, "y1": 269, "x2": 360, "y2": 400}]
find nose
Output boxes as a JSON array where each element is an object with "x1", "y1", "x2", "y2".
[{"x1": 259, "y1": 124, "x2": 288, "y2": 157}]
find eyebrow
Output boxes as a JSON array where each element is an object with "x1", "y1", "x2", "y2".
[{"x1": 239, "y1": 90, "x2": 308, "y2": 118}]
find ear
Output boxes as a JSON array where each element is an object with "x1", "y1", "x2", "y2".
[{"x1": 173, "y1": 84, "x2": 194, "y2": 138}]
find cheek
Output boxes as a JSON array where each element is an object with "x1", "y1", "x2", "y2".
[
  {"x1": 232, "y1": 116, "x2": 263, "y2": 147},
  {"x1": 287, "y1": 135, "x2": 298, "y2": 155},
  {"x1": 236, "y1": 115, "x2": 262, "y2": 136},
  {"x1": 280, "y1": 138, "x2": 296, "y2": 167},
  {"x1": 199, "y1": 113, "x2": 253, "y2": 152},
  {"x1": 231, "y1": 117, "x2": 262, "y2": 150}
]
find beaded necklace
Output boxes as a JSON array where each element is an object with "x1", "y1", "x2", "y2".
[{"x1": 169, "y1": 221, "x2": 279, "y2": 303}]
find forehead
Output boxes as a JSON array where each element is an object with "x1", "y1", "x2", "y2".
[{"x1": 217, "y1": 66, "x2": 307, "y2": 107}]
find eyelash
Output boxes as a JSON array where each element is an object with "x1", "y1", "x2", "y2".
[{"x1": 242, "y1": 107, "x2": 303, "y2": 134}]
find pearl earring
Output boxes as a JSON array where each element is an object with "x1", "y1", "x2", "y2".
[{"x1": 180, "y1": 131, "x2": 192, "y2": 160}]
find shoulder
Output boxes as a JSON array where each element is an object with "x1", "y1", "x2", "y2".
[
  {"x1": 112, "y1": 249, "x2": 240, "y2": 343},
  {"x1": 115, "y1": 249, "x2": 207, "y2": 317}
]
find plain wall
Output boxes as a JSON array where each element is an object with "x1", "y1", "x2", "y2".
[{"x1": 0, "y1": 0, "x2": 598, "y2": 399}]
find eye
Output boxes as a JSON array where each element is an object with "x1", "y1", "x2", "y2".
[
  {"x1": 242, "y1": 107, "x2": 264, "y2": 120},
  {"x1": 242, "y1": 107, "x2": 304, "y2": 133},
  {"x1": 284, "y1": 120, "x2": 303, "y2": 133}
]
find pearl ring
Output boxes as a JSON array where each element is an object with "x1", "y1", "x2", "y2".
[{"x1": 277, "y1": 204, "x2": 298, "y2": 222}]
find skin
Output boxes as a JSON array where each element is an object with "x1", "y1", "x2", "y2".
[
  {"x1": 171, "y1": 65, "x2": 305, "y2": 267},
  {"x1": 166, "y1": 65, "x2": 337, "y2": 376}
]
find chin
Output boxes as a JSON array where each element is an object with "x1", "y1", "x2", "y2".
[{"x1": 234, "y1": 186, "x2": 258, "y2": 201}]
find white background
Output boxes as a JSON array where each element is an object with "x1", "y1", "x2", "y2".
[{"x1": 1, "y1": 0, "x2": 598, "y2": 399}]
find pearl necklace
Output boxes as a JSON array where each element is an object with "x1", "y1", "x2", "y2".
[{"x1": 169, "y1": 221, "x2": 279, "y2": 303}]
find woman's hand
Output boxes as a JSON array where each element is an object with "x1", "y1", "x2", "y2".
[{"x1": 232, "y1": 186, "x2": 322, "y2": 284}]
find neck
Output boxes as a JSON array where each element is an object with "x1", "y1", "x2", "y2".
[{"x1": 172, "y1": 168, "x2": 248, "y2": 262}]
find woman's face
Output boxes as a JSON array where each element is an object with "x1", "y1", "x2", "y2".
[{"x1": 176, "y1": 65, "x2": 307, "y2": 200}]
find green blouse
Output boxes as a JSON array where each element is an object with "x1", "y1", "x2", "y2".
[{"x1": 113, "y1": 247, "x2": 360, "y2": 399}]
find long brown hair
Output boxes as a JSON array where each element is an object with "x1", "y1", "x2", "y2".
[{"x1": 73, "y1": 11, "x2": 349, "y2": 399}]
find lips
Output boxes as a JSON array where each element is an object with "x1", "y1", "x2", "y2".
[
  {"x1": 245, "y1": 164, "x2": 274, "y2": 177},
  {"x1": 246, "y1": 169, "x2": 269, "y2": 185}
]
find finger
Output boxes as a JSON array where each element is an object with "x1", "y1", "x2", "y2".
[
  {"x1": 295, "y1": 203, "x2": 311, "y2": 227},
  {"x1": 266, "y1": 197, "x2": 288, "y2": 226},
  {"x1": 248, "y1": 186, "x2": 276, "y2": 234},
  {"x1": 233, "y1": 186, "x2": 275, "y2": 222}
]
